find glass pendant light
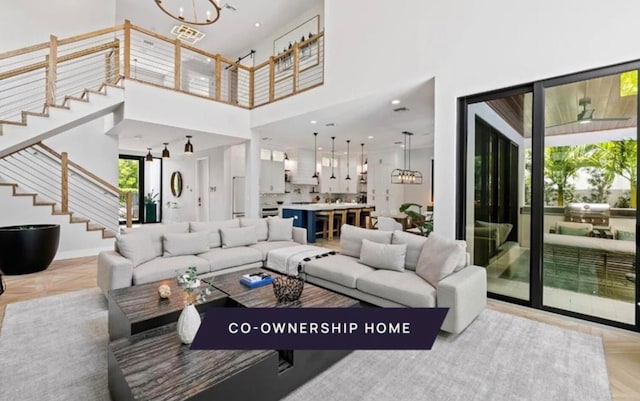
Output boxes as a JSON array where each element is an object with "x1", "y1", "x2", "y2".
[
  {"x1": 312, "y1": 132, "x2": 319, "y2": 179},
  {"x1": 330, "y1": 136, "x2": 336, "y2": 179},
  {"x1": 145, "y1": 148, "x2": 153, "y2": 162},
  {"x1": 359, "y1": 143, "x2": 366, "y2": 183},
  {"x1": 345, "y1": 140, "x2": 351, "y2": 180},
  {"x1": 162, "y1": 143, "x2": 170, "y2": 159},
  {"x1": 184, "y1": 135, "x2": 194, "y2": 154}
]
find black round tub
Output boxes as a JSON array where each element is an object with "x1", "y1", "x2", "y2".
[{"x1": 0, "y1": 224, "x2": 60, "y2": 275}]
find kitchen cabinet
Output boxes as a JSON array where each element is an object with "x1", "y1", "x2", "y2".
[
  {"x1": 260, "y1": 160, "x2": 285, "y2": 193},
  {"x1": 290, "y1": 149, "x2": 318, "y2": 185}
]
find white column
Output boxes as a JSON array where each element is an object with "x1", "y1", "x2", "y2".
[{"x1": 244, "y1": 130, "x2": 261, "y2": 218}]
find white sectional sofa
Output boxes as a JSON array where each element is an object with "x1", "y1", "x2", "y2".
[
  {"x1": 97, "y1": 218, "x2": 307, "y2": 294},
  {"x1": 301, "y1": 224, "x2": 487, "y2": 334}
]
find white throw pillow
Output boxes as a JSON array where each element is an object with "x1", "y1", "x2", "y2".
[
  {"x1": 267, "y1": 217, "x2": 294, "y2": 241},
  {"x1": 240, "y1": 218, "x2": 268, "y2": 241},
  {"x1": 359, "y1": 239, "x2": 407, "y2": 272},
  {"x1": 391, "y1": 230, "x2": 427, "y2": 270},
  {"x1": 340, "y1": 224, "x2": 393, "y2": 258},
  {"x1": 116, "y1": 233, "x2": 156, "y2": 267},
  {"x1": 415, "y1": 232, "x2": 466, "y2": 288},
  {"x1": 163, "y1": 232, "x2": 210, "y2": 257},
  {"x1": 190, "y1": 220, "x2": 239, "y2": 248},
  {"x1": 220, "y1": 226, "x2": 258, "y2": 248}
]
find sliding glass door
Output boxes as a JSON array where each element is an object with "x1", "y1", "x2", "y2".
[{"x1": 458, "y1": 62, "x2": 639, "y2": 330}]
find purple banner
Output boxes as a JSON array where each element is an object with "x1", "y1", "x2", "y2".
[{"x1": 191, "y1": 308, "x2": 448, "y2": 350}]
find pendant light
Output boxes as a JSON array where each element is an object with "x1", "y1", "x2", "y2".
[
  {"x1": 184, "y1": 135, "x2": 194, "y2": 154},
  {"x1": 145, "y1": 148, "x2": 153, "y2": 162},
  {"x1": 162, "y1": 143, "x2": 170, "y2": 159},
  {"x1": 391, "y1": 131, "x2": 423, "y2": 184},
  {"x1": 345, "y1": 140, "x2": 351, "y2": 180},
  {"x1": 359, "y1": 143, "x2": 366, "y2": 183},
  {"x1": 312, "y1": 132, "x2": 319, "y2": 179},
  {"x1": 330, "y1": 136, "x2": 336, "y2": 179}
]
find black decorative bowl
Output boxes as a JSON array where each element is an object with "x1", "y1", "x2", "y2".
[
  {"x1": 272, "y1": 276, "x2": 304, "y2": 302},
  {"x1": 0, "y1": 224, "x2": 60, "y2": 275}
]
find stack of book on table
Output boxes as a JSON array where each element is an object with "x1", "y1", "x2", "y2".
[{"x1": 240, "y1": 272, "x2": 273, "y2": 288}]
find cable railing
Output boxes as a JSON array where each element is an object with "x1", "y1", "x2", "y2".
[
  {"x1": 0, "y1": 20, "x2": 324, "y2": 123},
  {"x1": 0, "y1": 143, "x2": 132, "y2": 233}
]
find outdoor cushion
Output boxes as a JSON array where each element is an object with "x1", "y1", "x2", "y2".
[
  {"x1": 359, "y1": 239, "x2": 407, "y2": 271},
  {"x1": 558, "y1": 225, "x2": 590, "y2": 237},
  {"x1": 616, "y1": 229, "x2": 636, "y2": 241},
  {"x1": 391, "y1": 230, "x2": 427, "y2": 270},
  {"x1": 163, "y1": 232, "x2": 209, "y2": 257},
  {"x1": 132, "y1": 255, "x2": 209, "y2": 285},
  {"x1": 339, "y1": 224, "x2": 393, "y2": 258},
  {"x1": 356, "y1": 270, "x2": 436, "y2": 307},
  {"x1": 249, "y1": 241, "x2": 300, "y2": 261},
  {"x1": 198, "y1": 247, "x2": 263, "y2": 272},
  {"x1": 121, "y1": 222, "x2": 189, "y2": 257},
  {"x1": 267, "y1": 217, "x2": 294, "y2": 241},
  {"x1": 190, "y1": 219, "x2": 239, "y2": 248},
  {"x1": 220, "y1": 226, "x2": 258, "y2": 248},
  {"x1": 304, "y1": 254, "x2": 375, "y2": 288},
  {"x1": 240, "y1": 218, "x2": 269, "y2": 241},
  {"x1": 116, "y1": 233, "x2": 156, "y2": 267}
]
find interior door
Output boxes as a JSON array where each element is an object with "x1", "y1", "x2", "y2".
[{"x1": 195, "y1": 157, "x2": 209, "y2": 222}]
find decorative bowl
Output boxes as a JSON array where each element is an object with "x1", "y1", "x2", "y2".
[{"x1": 272, "y1": 276, "x2": 304, "y2": 302}]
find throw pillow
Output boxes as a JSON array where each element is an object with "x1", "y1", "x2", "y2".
[
  {"x1": 616, "y1": 230, "x2": 636, "y2": 241},
  {"x1": 240, "y1": 218, "x2": 268, "y2": 241},
  {"x1": 116, "y1": 233, "x2": 156, "y2": 267},
  {"x1": 391, "y1": 230, "x2": 427, "y2": 270},
  {"x1": 220, "y1": 226, "x2": 258, "y2": 248},
  {"x1": 340, "y1": 224, "x2": 393, "y2": 258},
  {"x1": 163, "y1": 232, "x2": 210, "y2": 257},
  {"x1": 558, "y1": 225, "x2": 590, "y2": 237},
  {"x1": 415, "y1": 232, "x2": 466, "y2": 288},
  {"x1": 190, "y1": 219, "x2": 239, "y2": 248},
  {"x1": 267, "y1": 217, "x2": 294, "y2": 241},
  {"x1": 359, "y1": 239, "x2": 407, "y2": 271}
]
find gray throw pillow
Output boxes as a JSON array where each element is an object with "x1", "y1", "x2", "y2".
[
  {"x1": 359, "y1": 239, "x2": 407, "y2": 271},
  {"x1": 190, "y1": 219, "x2": 240, "y2": 248},
  {"x1": 220, "y1": 226, "x2": 258, "y2": 248},
  {"x1": 415, "y1": 232, "x2": 466, "y2": 288},
  {"x1": 163, "y1": 232, "x2": 210, "y2": 257},
  {"x1": 267, "y1": 217, "x2": 294, "y2": 241},
  {"x1": 240, "y1": 218, "x2": 269, "y2": 241},
  {"x1": 116, "y1": 233, "x2": 156, "y2": 267}
]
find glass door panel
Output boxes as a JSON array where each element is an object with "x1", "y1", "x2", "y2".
[
  {"x1": 466, "y1": 91, "x2": 533, "y2": 301},
  {"x1": 119, "y1": 157, "x2": 141, "y2": 224},
  {"x1": 542, "y1": 71, "x2": 637, "y2": 325}
]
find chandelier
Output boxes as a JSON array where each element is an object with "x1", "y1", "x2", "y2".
[
  {"x1": 391, "y1": 131, "x2": 423, "y2": 184},
  {"x1": 155, "y1": 0, "x2": 222, "y2": 26}
]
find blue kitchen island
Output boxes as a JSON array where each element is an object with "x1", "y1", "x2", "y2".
[{"x1": 281, "y1": 204, "x2": 375, "y2": 243}]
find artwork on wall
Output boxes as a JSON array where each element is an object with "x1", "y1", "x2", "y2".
[{"x1": 273, "y1": 15, "x2": 321, "y2": 81}]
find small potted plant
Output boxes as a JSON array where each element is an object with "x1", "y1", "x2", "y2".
[
  {"x1": 399, "y1": 203, "x2": 433, "y2": 236},
  {"x1": 175, "y1": 266, "x2": 215, "y2": 344},
  {"x1": 144, "y1": 190, "x2": 158, "y2": 223}
]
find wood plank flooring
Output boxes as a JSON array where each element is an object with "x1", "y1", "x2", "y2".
[{"x1": 0, "y1": 251, "x2": 639, "y2": 400}]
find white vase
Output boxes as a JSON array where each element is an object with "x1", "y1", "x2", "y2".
[{"x1": 177, "y1": 304, "x2": 201, "y2": 345}]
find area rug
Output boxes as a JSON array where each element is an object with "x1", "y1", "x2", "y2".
[{"x1": 0, "y1": 289, "x2": 612, "y2": 401}]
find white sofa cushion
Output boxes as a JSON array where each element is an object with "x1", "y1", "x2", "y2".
[
  {"x1": 121, "y1": 222, "x2": 190, "y2": 257},
  {"x1": 240, "y1": 218, "x2": 268, "y2": 241},
  {"x1": 163, "y1": 232, "x2": 209, "y2": 257},
  {"x1": 197, "y1": 247, "x2": 263, "y2": 272},
  {"x1": 339, "y1": 224, "x2": 393, "y2": 258},
  {"x1": 267, "y1": 217, "x2": 294, "y2": 241},
  {"x1": 415, "y1": 232, "x2": 466, "y2": 288},
  {"x1": 220, "y1": 226, "x2": 258, "y2": 248},
  {"x1": 391, "y1": 230, "x2": 427, "y2": 270},
  {"x1": 115, "y1": 233, "x2": 156, "y2": 267},
  {"x1": 356, "y1": 270, "x2": 436, "y2": 307},
  {"x1": 249, "y1": 241, "x2": 299, "y2": 261},
  {"x1": 303, "y1": 254, "x2": 375, "y2": 288},
  {"x1": 359, "y1": 239, "x2": 407, "y2": 271},
  {"x1": 190, "y1": 219, "x2": 239, "y2": 248},
  {"x1": 132, "y1": 255, "x2": 210, "y2": 285}
]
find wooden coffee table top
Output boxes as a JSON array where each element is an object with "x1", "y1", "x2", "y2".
[
  {"x1": 109, "y1": 278, "x2": 228, "y2": 325},
  {"x1": 111, "y1": 323, "x2": 277, "y2": 401},
  {"x1": 211, "y1": 268, "x2": 359, "y2": 308}
]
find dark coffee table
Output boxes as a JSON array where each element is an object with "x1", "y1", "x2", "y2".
[{"x1": 108, "y1": 268, "x2": 359, "y2": 401}]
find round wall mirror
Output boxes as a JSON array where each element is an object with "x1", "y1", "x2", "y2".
[{"x1": 170, "y1": 171, "x2": 183, "y2": 197}]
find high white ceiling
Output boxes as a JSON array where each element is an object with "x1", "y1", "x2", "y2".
[
  {"x1": 116, "y1": 0, "x2": 323, "y2": 58},
  {"x1": 254, "y1": 80, "x2": 435, "y2": 154}
]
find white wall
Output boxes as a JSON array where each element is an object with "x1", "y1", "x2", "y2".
[
  {"x1": 251, "y1": 0, "x2": 640, "y2": 238},
  {"x1": 0, "y1": 0, "x2": 116, "y2": 52}
]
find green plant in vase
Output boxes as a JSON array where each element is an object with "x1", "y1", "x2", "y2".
[
  {"x1": 175, "y1": 266, "x2": 215, "y2": 344},
  {"x1": 399, "y1": 203, "x2": 433, "y2": 236},
  {"x1": 144, "y1": 190, "x2": 159, "y2": 223}
]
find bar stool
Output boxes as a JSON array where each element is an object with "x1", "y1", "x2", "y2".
[
  {"x1": 333, "y1": 209, "x2": 348, "y2": 237},
  {"x1": 315, "y1": 210, "x2": 334, "y2": 240},
  {"x1": 360, "y1": 207, "x2": 374, "y2": 228},
  {"x1": 347, "y1": 208, "x2": 362, "y2": 227}
]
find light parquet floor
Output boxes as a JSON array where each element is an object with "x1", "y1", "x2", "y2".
[{"x1": 0, "y1": 249, "x2": 639, "y2": 400}]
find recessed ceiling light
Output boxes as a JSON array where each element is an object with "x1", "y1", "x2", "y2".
[
  {"x1": 310, "y1": 120, "x2": 317, "y2": 124},
  {"x1": 325, "y1": 123, "x2": 335, "y2": 127},
  {"x1": 391, "y1": 99, "x2": 401, "y2": 105},
  {"x1": 368, "y1": 136, "x2": 374, "y2": 139},
  {"x1": 255, "y1": 22, "x2": 261, "y2": 27},
  {"x1": 343, "y1": 151, "x2": 347, "y2": 155},
  {"x1": 199, "y1": 77, "x2": 205, "y2": 80},
  {"x1": 318, "y1": 147, "x2": 323, "y2": 150},
  {"x1": 262, "y1": 137, "x2": 272, "y2": 141},
  {"x1": 134, "y1": 135, "x2": 141, "y2": 140}
]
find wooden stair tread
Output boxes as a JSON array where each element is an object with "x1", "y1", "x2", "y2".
[
  {"x1": 102, "y1": 231, "x2": 117, "y2": 239},
  {"x1": 70, "y1": 217, "x2": 90, "y2": 223},
  {"x1": 64, "y1": 95, "x2": 89, "y2": 102},
  {"x1": 46, "y1": 104, "x2": 71, "y2": 110},
  {"x1": 34, "y1": 201, "x2": 56, "y2": 206},
  {"x1": 22, "y1": 111, "x2": 49, "y2": 118},
  {"x1": 52, "y1": 211, "x2": 72, "y2": 215},
  {"x1": 13, "y1": 192, "x2": 36, "y2": 197},
  {"x1": 0, "y1": 119, "x2": 27, "y2": 126},
  {"x1": 0, "y1": 183, "x2": 17, "y2": 187},
  {"x1": 84, "y1": 88, "x2": 107, "y2": 95}
]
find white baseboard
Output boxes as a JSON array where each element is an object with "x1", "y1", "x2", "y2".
[{"x1": 55, "y1": 244, "x2": 114, "y2": 260}]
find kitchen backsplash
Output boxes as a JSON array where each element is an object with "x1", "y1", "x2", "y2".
[{"x1": 261, "y1": 184, "x2": 363, "y2": 205}]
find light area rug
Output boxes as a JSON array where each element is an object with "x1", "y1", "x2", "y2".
[{"x1": 0, "y1": 289, "x2": 612, "y2": 401}]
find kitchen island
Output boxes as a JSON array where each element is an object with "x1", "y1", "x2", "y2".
[{"x1": 281, "y1": 204, "x2": 375, "y2": 243}]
